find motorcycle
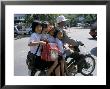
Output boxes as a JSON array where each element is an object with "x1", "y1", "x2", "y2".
[
  {"x1": 89, "y1": 21, "x2": 97, "y2": 39},
  {"x1": 26, "y1": 40, "x2": 96, "y2": 76},
  {"x1": 65, "y1": 40, "x2": 96, "y2": 76},
  {"x1": 89, "y1": 29, "x2": 97, "y2": 39}
]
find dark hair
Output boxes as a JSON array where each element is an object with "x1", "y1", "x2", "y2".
[
  {"x1": 42, "y1": 21, "x2": 49, "y2": 29},
  {"x1": 32, "y1": 20, "x2": 42, "y2": 32},
  {"x1": 53, "y1": 27, "x2": 60, "y2": 38},
  {"x1": 54, "y1": 28, "x2": 64, "y2": 39}
]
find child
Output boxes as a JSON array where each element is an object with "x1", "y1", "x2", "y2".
[
  {"x1": 40, "y1": 21, "x2": 53, "y2": 72},
  {"x1": 41, "y1": 21, "x2": 50, "y2": 41},
  {"x1": 55, "y1": 30, "x2": 65, "y2": 76},
  {"x1": 47, "y1": 30, "x2": 66, "y2": 76},
  {"x1": 41, "y1": 23, "x2": 57, "y2": 75},
  {"x1": 41, "y1": 21, "x2": 55, "y2": 43},
  {"x1": 28, "y1": 20, "x2": 46, "y2": 76},
  {"x1": 47, "y1": 24, "x2": 56, "y2": 43}
]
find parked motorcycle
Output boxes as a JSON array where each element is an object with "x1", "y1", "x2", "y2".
[
  {"x1": 89, "y1": 21, "x2": 97, "y2": 39},
  {"x1": 65, "y1": 40, "x2": 96, "y2": 76},
  {"x1": 89, "y1": 29, "x2": 97, "y2": 39}
]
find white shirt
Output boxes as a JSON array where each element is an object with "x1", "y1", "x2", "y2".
[
  {"x1": 55, "y1": 38, "x2": 64, "y2": 55},
  {"x1": 41, "y1": 33, "x2": 48, "y2": 41},
  {"x1": 28, "y1": 33, "x2": 41, "y2": 56},
  {"x1": 47, "y1": 35, "x2": 56, "y2": 43}
]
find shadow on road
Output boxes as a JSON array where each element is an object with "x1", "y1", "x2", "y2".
[
  {"x1": 90, "y1": 47, "x2": 97, "y2": 57},
  {"x1": 88, "y1": 38, "x2": 97, "y2": 41}
]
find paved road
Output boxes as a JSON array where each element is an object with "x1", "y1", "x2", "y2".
[
  {"x1": 66, "y1": 27, "x2": 97, "y2": 76},
  {"x1": 14, "y1": 27, "x2": 97, "y2": 76}
]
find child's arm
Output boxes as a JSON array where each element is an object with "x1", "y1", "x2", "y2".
[
  {"x1": 28, "y1": 41, "x2": 46, "y2": 46},
  {"x1": 28, "y1": 33, "x2": 46, "y2": 46}
]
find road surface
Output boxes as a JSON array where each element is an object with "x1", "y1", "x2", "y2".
[{"x1": 14, "y1": 27, "x2": 97, "y2": 76}]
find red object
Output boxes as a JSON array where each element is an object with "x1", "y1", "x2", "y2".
[{"x1": 41, "y1": 43, "x2": 59, "y2": 61}]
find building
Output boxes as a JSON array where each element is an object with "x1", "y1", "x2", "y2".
[{"x1": 14, "y1": 14, "x2": 25, "y2": 24}]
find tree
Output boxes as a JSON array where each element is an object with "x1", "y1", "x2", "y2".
[{"x1": 24, "y1": 14, "x2": 97, "y2": 27}]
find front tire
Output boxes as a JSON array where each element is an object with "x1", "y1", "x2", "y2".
[{"x1": 80, "y1": 54, "x2": 95, "y2": 76}]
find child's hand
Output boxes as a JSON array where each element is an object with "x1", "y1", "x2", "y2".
[
  {"x1": 44, "y1": 39, "x2": 48, "y2": 43},
  {"x1": 39, "y1": 41, "x2": 46, "y2": 45}
]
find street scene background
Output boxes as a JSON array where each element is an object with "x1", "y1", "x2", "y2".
[{"x1": 14, "y1": 14, "x2": 97, "y2": 76}]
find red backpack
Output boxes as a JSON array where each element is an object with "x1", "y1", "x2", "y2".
[{"x1": 41, "y1": 43, "x2": 60, "y2": 61}]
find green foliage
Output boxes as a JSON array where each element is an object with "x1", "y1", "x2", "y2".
[{"x1": 24, "y1": 14, "x2": 97, "y2": 27}]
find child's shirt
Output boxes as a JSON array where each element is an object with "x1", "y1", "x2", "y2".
[
  {"x1": 41, "y1": 33, "x2": 48, "y2": 41},
  {"x1": 28, "y1": 33, "x2": 42, "y2": 56},
  {"x1": 55, "y1": 38, "x2": 64, "y2": 56},
  {"x1": 47, "y1": 34, "x2": 56, "y2": 43}
]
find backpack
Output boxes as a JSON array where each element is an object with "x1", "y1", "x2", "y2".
[
  {"x1": 26, "y1": 45, "x2": 40, "y2": 70},
  {"x1": 41, "y1": 43, "x2": 60, "y2": 61}
]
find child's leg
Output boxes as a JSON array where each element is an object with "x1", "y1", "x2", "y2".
[
  {"x1": 55, "y1": 65, "x2": 60, "y2": 76},
  {"x1": 47, "y1": 60, "x2": 58, "y2": 75},
  {"x1": 60, "y1": 60, "x2": 65, "y2": 76}
]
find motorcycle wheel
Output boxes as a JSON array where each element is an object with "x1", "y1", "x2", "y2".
[
  {"x1": 38, "y1": 70, "x2": 47, "y2": 76},
  {"x1": 66, "y1": 63, "x2": 77, "y2": 76},
  {"x1": 80, "y1": 54, "x2": 95, "y2": 76}
]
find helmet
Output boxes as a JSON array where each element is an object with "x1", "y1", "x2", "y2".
[
  {"x1": 32, "y1": 20, "x2": 42, "y2": 32},
  {"x1": 56, "y1": 15, "x2": 68, "y2": 23},
  {"x1": 42, "y1": 21, "x2": 49, "y2": 28}
]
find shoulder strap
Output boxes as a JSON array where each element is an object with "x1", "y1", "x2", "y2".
[
  {"x1": 34, "y1": 30, "x2": 44, "y2": 55},
  {"x1": 34, "y1": 44, "x2": 40, "y2": 55}
]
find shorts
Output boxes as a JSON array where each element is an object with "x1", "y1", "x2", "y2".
[
  {"x1": 46, "y1": 61, "x2": 54, "y2": 68},
  {"x1": 33, "y1": 56, "x2": 46, "y2": 70},
  {"x1": 34, "y1": 56, "x2": 55, "y2": 70}
]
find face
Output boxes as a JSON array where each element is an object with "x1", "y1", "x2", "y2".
[
  {"x1": 57, "y1": 31, "x2": 63, "y2": 39},
  {"x1": 48, "y1": 25, "x2": 55, "y2": 36},
  {"x1": 47, "y1": 24, "x2": 50, "y2": 31},
  {"x1": 49, "y1": 29, "x2": 55, "y2": 36},
  {"x1": 59, "y1": 21, "x2": 66, "y2": 27},
  {"x1": 35, "y1": 25, "x2": 42, "y2": 34},
  {"x1": 42, "y1": 28, "x2": 48, "y2": 34}
]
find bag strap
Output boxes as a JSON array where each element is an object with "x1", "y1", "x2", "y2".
[
  {"x1": 34, "y1": 29, "x2": 44, "y2": 55},
  {"x1": 34, "y1": 44, "x2": 40, "y2": 55}
]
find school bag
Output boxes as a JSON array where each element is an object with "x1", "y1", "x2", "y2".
[
  {"x1": 41, "y1": 43, "x2": 60, "y2": 61},
  {"x1": 26, "y1": 44, "x2": 40, "y2": 70}
]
